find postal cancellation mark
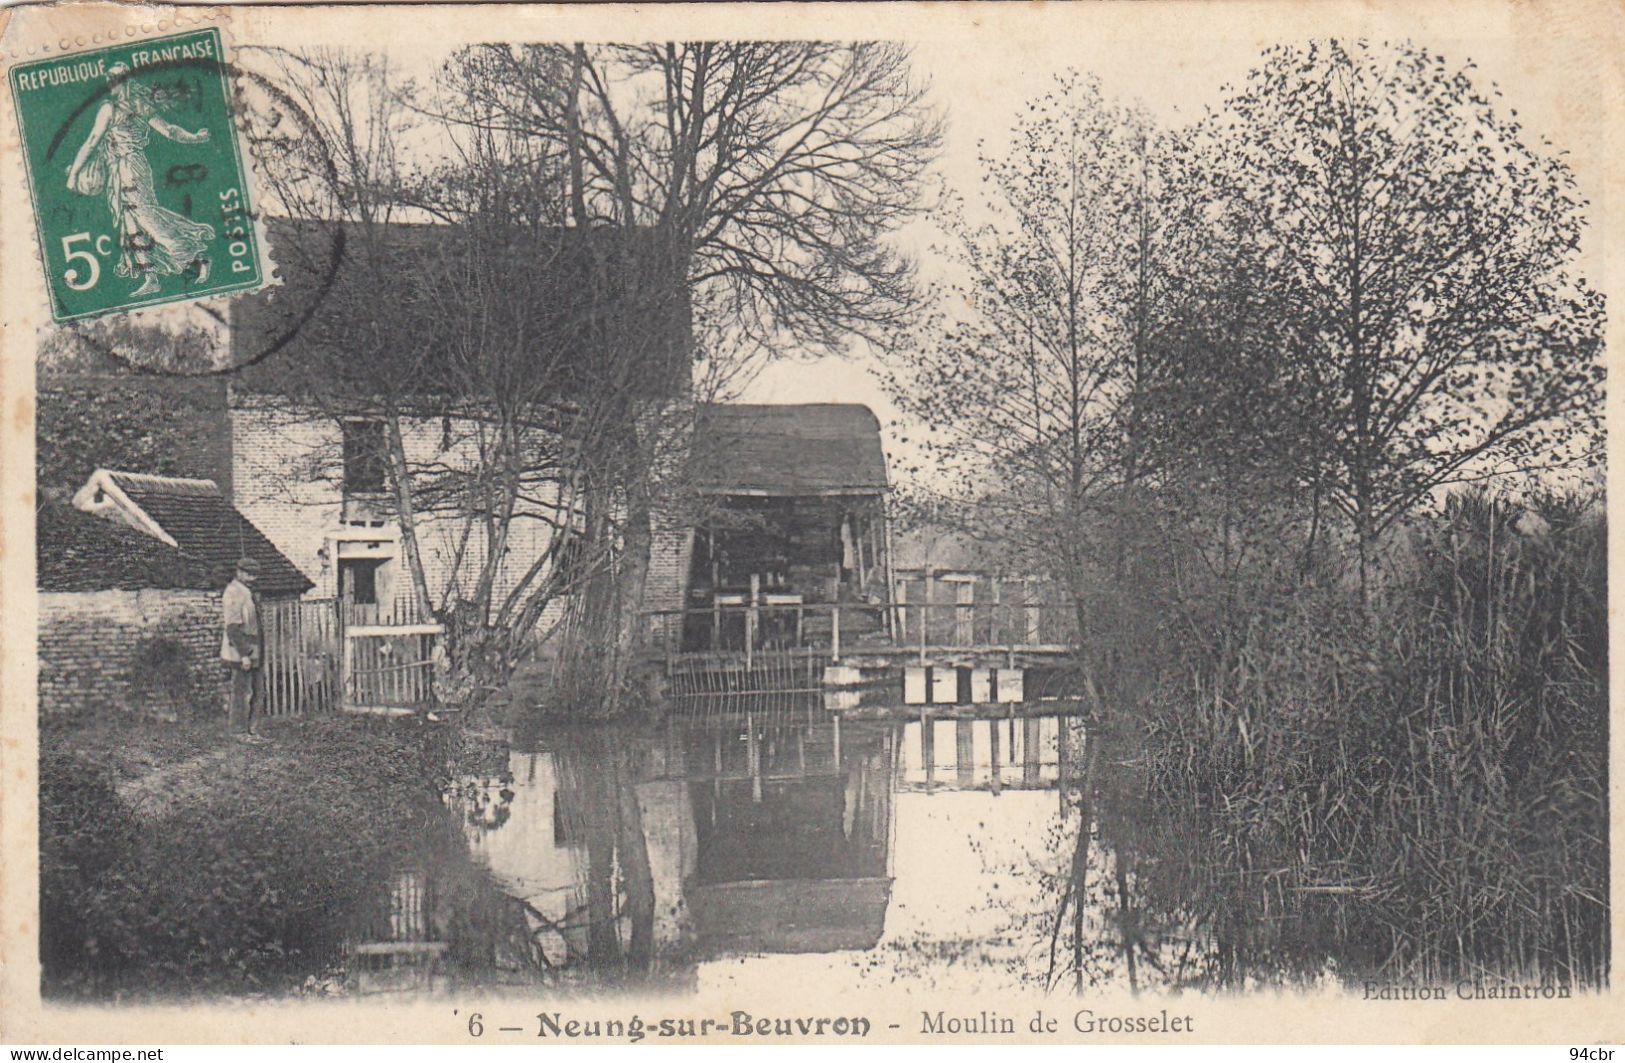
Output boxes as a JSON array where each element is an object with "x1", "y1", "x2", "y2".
[{"x1": 8, "y1": 27, "x2": 265, "y2": 322}]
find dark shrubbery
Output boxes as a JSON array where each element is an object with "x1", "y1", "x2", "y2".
[
  {"x1": 126, "y1": 636, "x2": 205, "y2": 722},
  {"x1": 39, "y1": 751, "x2": 139, "y2": 983},
  {"x1": 39, "y1": 717, "x2": 452, "y2": 997}
]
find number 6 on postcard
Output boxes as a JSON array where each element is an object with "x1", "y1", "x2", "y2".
[{"x1": 9, "y1": 26, "x2": 264, "y2": 321}]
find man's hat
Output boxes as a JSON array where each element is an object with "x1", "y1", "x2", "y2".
[{"x1": 235, "y1": 557, "x2": 262, "y2": 575}]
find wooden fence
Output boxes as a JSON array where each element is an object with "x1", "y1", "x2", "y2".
[
  {"x1": 647, "y1": 598, "x2": 1078, "y2": 665},
  {"x1": 343, "y1": 621, "x2": 441, "y2": 713},
  {"x1": 260, "y1": 596, "x2": 441, "y2": 717},
  {"x1": 260, "y1": 598, "x2": 343, "y2": 717}
]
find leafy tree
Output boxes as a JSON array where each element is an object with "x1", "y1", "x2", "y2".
[
  {"x1": 36, "y1": 376, "x2": 229, "y2": 499},
  {"x1": 1204, "y1": 40, "x2": 1605, "y2": 593}
]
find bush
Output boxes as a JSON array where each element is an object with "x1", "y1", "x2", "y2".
[
  {"x1": 39, "y1": 717, "x2": 453, "y2": 996},
  {"x1": 127, "y1": 636, "x2": 203, "y2": 721},
  {"x1": 39, "y1": 750, "x2": 138, "y2": 988}
]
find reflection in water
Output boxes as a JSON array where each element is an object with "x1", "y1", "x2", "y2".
[
  {"x1": 683, "y1": 710, "x2": 893, "y2": 954},
  {"x1": 339, "y1": 686, "x2": 1557, "y2": 995},
  {"x1": 341, "y1": 798, "x2": 548, "y2": 994},
  {"x1": 461, "y1": 730, "x2": 662, "y2": 981},
  {"x1": 346, "y1": 699, "x2": 1113, "y2": 994}
]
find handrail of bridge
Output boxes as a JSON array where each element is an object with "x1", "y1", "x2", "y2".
[{"x1": 640, "y1": 598, "x2": 1078, "y2": 666}]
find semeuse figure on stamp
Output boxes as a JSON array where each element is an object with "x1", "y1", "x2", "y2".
[
  {"x1": 221, "y1": 557, "x2": 263, "y2": 741},
  {"x1": 64, "y1": 61, "x2": 214, "y2": 297}
]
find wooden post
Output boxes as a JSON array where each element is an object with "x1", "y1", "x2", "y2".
[
  {"x1": 990, "y1": 578, "x2": 1002, "y2": 650},
  {"x1": 1023, "y1": 716, "x2": 1042, "y2": 786},
  {"x1": 264, "y1": 602, "x2": 277, "y2": 717},
  {"x1": 918, "y1": 595, "x2": 927, "y2": 666},
  {"x1": 955, "y1": 579, "x2": 974, "y2": 647},
  {"x1": 298, "y1": 602, "x2": 311, "y2": 715},
  {"x1": 1008, "y1": 583, "x2": 1018, "y2": 668},
  {"x1": 747, "y1": 574, "x2": 759, "y2": 668},
  {"x1": 920, "y1": 711, "x2": 934, "y2": 791},
  {"x1": 1057, "y1": 718, "x2": 1070, "y2": 814},
  {"x1": 881, "y1": 503, "x2": 898, "y2": 641},
  {"x1": 854, "y1": 517, "x2": 867, "y2": 594},
  {"x1": 922, "y1": 570, "x2": 934, "y2": 661},
  {"x1": 830, "y1": 603, "x2": 841, "y2": 663},
  {"x1": 832, "y1": 712, "x2": 842, "y2": 769},
  {"x1": 279, "y1": 603, "x2": 290, "y2": 716},
  {"x1": 870, "y1": 515, "x2": 883, "y2": 594},
  {"x1": 341, "y1": 633, "x2": 353, "y2": 710},
  {"x1": 747, "y1": 710, "x2": 762, "y2": 804},
  {"x1": 988, "y1": 717, "x2": 1002, "y2": 795},
  {"x1": 895, "y1": 579, "x2": 908, "y2": 643}
]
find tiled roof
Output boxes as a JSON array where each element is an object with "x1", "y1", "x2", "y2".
[
  {"x1": 103, "y1": 472, "x2": 312, "y2": 595},
  {"x1": 231, "y1": 220, "x2": 690, "y2": 403},
  {"x1": 692, "y1": 404, "x2": 889, "y2": 495},
  {"x1": 37, "y1": 501, "x2": 217, "y2": 593}
]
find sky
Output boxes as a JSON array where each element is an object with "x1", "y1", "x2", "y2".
[
  {"x1": 730, "y1": 12, "x2": 1616, "y2": 470},
  {"x1": 10, "y1": 2, "x2": 1614, "y2": 464},
  {"x1": 746, "y1": 33, "x2": 1262, "y2": 420}
]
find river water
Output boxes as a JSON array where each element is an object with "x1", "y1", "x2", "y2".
[{"x1": 340, "y1": 698, "x2": 1158, "y2": 995}]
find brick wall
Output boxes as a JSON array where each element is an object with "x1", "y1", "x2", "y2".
[
  {"x1": 645, "y1": 520, "x2": 695, "y2": 653},
  {"x1": 234, "y1": 400, "x2": 698, "y2": 653},
  {"x1": 231, "y1": 403, "x2": 342, "y2": 594},
  {"x1": 38, "y1": 589, "x2": 226, "y2": 720},
  {"x1": 232, "y1": 404, "x2": 562, "y2": 607}
]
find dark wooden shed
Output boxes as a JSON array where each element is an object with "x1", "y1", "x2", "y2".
[{"x1": 685, "y1": 404, "x2": 892, "y2": 653}]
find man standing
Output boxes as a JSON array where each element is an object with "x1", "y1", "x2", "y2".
[{"x1": 221, "y1": 557, "x2": 263, "y2": 740}]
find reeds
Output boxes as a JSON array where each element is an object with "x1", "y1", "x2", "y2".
[{"x1": 1088, "y1": 490, "x2": 1608, "y2": 990}]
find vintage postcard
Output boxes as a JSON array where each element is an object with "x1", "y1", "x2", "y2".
[{"x1": 0, "y1": 0, "x2": 1618, "y2": 1047}]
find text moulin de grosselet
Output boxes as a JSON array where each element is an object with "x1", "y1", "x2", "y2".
[{"x1": 923, "y1": 1009, "x2": 1195, "y2": 1036}]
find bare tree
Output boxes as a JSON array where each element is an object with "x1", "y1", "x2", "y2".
[
  {"x1": 431, "y1": 42, "x2": 942, "y2": 675},
  {"x1": 880, "y1": 74, "x2": 1183, "y2": 635},
  {"x1": 442, "y1": 42, "x2": 943, "y2": 353}
]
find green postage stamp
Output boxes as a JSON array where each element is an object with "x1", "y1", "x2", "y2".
[{"x1": 9, "y1": 27, "x2": 265, "y2": 321}]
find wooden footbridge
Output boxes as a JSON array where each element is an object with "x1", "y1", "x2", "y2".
[{"x1": 644, "y1": 598, "x2": 1080, "y2": 706}]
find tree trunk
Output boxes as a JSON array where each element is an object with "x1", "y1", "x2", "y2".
[
  {"x1": 565, "y1": 46, "x2": 590, "y2": 227},
  {"x1": 384, "y1": 415, "x2": 435, "y2": 618},
  {"x1": 608, "y1": 483, "x2": 654, "y2": 715}
]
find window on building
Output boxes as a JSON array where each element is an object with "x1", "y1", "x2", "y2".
[
  {"x1": 339, "y1": 557, "x2": 385, "y2": 605},
  {"x1": 342, "y1": 419, "x2": 389, "y2": 494}
]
